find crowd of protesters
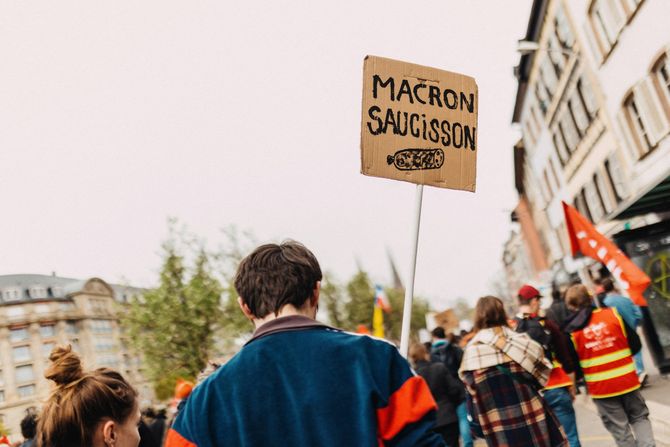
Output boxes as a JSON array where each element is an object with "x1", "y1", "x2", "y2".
[{"x1": 12, "y1": 240, "x2": 657, "y2": 447}]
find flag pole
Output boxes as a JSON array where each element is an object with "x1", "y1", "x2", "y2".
[{"x1": 400, "y1": 184, "x2": 424, "y2": 358}]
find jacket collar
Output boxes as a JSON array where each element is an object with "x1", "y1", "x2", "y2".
[{"x1": 245, "y1": 315, "x2": 332, "y2": 346}]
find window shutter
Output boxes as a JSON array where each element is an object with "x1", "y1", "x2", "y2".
[
  {"x1": 562, "y1": 115, "x2": 581, "y2": 151},
  {"x1": 570, "y1": 92, "x2": 590, "y2": 134},
  {"x1": 634, "y1": 78, "x2": 670, "y2": 146},
  {"x1": 584, "y1": 180, "x2": 605, "y2": 222},
  {"x1": 602, "y1": 0, "x2": 626, "y2": 42},
  {"x1": 616, "y1": 109, "x2": 641, "y2": 158},
  {"x1": 608, "y1": 154, "x2": 629, "y2": 199},
  {"x1": 594, "y1": 171, "x2": 614, "y2": 213},
  {"x1": 579, "y1": 77, "x2": 599, "y2": 117}
]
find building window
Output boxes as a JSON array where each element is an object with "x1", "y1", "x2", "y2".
[
  {"x1": 0, "y1": 391, "x2": 4, "y2": 403},
  {"x1": 553, "y1": 131, "x2": 570, "y2": 166},
  {"x1": 577, "y1": 77, "x2": 599, "y2": 118},
  {"x1": 29, "y1": 286, "x2": 47, "y2": 299},
  {"x1": 66, "y1": 321, "x2": 79, "y2": 335},
  {"x1": 535, "y1": 81, "x2": 550, "y2": 115},
  {"x1": 15, "y1": 365, "x2": 34, "y2": 383},
  {"x1": 570, "y1": 91, "x2": 591, "y2": 135},
  {"x1": 40, "y1": 324, "x2": 56, "y2": 338},
  {"x1": 590, "y1": 0, "x2": 626, "y2": 56},
  {"x1": 17, "y1": 385, "x2": 35, "y2": 398},
  {"x1": 43, "y1": 342, "x2": 55, "y2": 358},
  {"x1": 543, "y1": 170, "x2": 554, "y2": 201},
  {"x1": 585, "y1": 180, "x2": 605, "y2": 222},
  {"x1": 540, "y1": 58, "x2": 559, "y2": 97},
  {"x1": 12, "y1": 346, "x2": 32, "y2": 363},
  {"x1": 561, "y1": 115, "x2": 581, "y2": 152},
  {"x1": 653, "y1": 53, "x2": 670, "y2": 107},
  {"x1": 554, "y1": 6, "x2": 575, "y2": 50},
  {"x1": 625, "y1": 94, "x2": 653, "y2": 153},
  {"x1": 575, "y1": 189, "x2": 594, "y2": 222},
  {"x1": 91, "y1": 320, "x2": 114, "y2": 334},
  {"x1": 3, "y1": 288, "x2": 22, "y2": 302},
  {"x1": 10, "y1": 327, "x2": 29, "y2": 343},
  {"x1": 604, "y1": 156, "x2": 628, "y2": 202},
  {"x1": 548, "y1": 157, "x2": 561, "y2": 190},
  {"x1": 50, "y1": 286, "x2": 64, "y2": 298},
  {"x1": 595, "y1": 171, "x2": 614, "y2": 213}
]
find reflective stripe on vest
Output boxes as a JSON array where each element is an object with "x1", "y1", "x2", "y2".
[
  {"x1": 579, "y1": 348, "x2": 632, "y2": 368},
  {"x1": 572, "y1": 308, "x2": 640, "y2": 399}
]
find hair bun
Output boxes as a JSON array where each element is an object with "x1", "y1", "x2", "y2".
[{"x1": 45, "y1": 345, "x2": 83, "y2": 386}]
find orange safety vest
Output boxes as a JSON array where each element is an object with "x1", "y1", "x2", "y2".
[
  {"x1": 544, "y1": 360, "x2": 573, "y2": 390},
  {"x1": 571, "y1": 308, "x2": 640, "y2": 399}
]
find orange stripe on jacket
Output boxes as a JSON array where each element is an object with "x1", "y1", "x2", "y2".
[
  {"x1": 164, "y1": 428, "x2": 197, "y2": 447},
  {"x1": 376, "y1": 375, "x2": 437, "y2": 441}
]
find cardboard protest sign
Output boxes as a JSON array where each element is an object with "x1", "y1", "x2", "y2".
[{"x1": 361, "y1": 56, "x2": 478, "y2": 191}]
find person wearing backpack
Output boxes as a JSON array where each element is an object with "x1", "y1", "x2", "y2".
[
  {"x1": 431, "y1": 327, "x2": 471, "y2": 447},
  {"x1": 513, "y1": 284, "x2": 581, "y2": 447}
]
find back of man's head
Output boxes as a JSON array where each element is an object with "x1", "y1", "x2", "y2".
[
  {"x1": 20, "y1": 413, "x2": 37, "y2": 439},
  {"x1": 601, "y1": 277, "x2": 615, "y2": 293},
  {"x1": 431, "y1": 326, "x2": 446, "y2": 339},
  {"x1": 234, "y1": 241, "x2": 322, "y2": 318}
]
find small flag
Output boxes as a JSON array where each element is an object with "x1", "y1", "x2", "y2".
[
  {"x1": 373, "y1": 305, "x2": 385, "y2": 338},
  {"x1": 562, "y1": 201, "x2": 651, "y2": 306},
  {"x1": 374, "y1": 284, "x2": 392, "y2": 313}
]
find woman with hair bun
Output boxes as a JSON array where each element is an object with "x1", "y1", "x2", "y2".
[{"x1": 37, "y1": 345, "x2": 141, "y2": 447}]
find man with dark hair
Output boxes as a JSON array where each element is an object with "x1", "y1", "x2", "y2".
[
  {"x1": 512, "y1": 284, "x2": 580, "y2": 447},
  {"x1": 564, "y1": 284, "x2": 654, "y2": 447},
  {"x1": 19, "y1": 413, "x2": 37, "y2": 447},
  {"x1": 166, "y1": 240, "x2": 445, "y2": 447}
]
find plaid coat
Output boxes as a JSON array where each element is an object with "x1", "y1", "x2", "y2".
[
  {"x1": 460, "y1": 327, "x2": 566, "y2": 447},
  {"x1": 461, "y1": 363, "x2": 566, "y2": 447}
]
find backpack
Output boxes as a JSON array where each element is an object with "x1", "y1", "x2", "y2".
[{"x1": 513, "y1": 316, "x2": 553, "y2": 361}]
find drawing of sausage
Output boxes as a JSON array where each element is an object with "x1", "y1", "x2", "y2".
[{"x1": 386, "y1": 148, "x2": 445, "y2": 171}]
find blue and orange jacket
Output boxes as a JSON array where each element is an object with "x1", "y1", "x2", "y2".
[{"x1": 165, "y1": 316, "x2": 443, "y2": 447}]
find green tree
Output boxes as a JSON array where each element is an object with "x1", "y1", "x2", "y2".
[
  {"x1": 384, "y1": 287, "x2": 431, "y2": 341},
  {"x1": 342, "y1": 270, "x2": 374, "y2": 331},
  {"x1": 124, "y1": 233, "x2": 224, "y2": 400},
  {"x1": 320, "y1": 273, "x2": 345, "y2": 328}
]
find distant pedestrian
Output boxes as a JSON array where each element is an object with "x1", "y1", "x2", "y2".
[
  {"x1": 431, "y1": 327, "x2": 470, "y2": 447},
  {"x1": 165, "y1": 240, "x2": 445, "y2": 446},
  {"x1": 459, "y1": 296, "x2": 566, "y2": 447},
  {"x1": 148, "y1": 408, "x2": 167, "y2": 445},
  {"x1": 411, "y1": 342, "x2": 465, "y2": 446},
  {"x1": 564, "y1": 284, "x2": 654, "y2": 447},
  {"x1": 37, "y1": 345, "x2": 141, "y2": 447},
  {"x1": 19, "y1": 413, "x2": 37, "y2": 447},
  {"x1": 512, "y1": 284, "x2": 581, "y2": 447},
  {"x1": 600, "y1": 277, "x2": 647, "y2": 385}
]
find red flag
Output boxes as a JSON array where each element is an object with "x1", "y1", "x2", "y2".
[
  {"x1": 0, "y1": 435, "x2": 9, "y2": 445},
  {"x1": 562, "y1": 201, "x2": 650, "y2": 306}
]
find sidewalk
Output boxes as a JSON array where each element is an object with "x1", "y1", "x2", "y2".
[{"x1": 575, "y1": 374, "x2": 670, "y2": 446}]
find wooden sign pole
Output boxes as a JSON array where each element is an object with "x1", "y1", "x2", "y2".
[{"x1": 399, "y1": 184, "x2": 423, "y2": 358}]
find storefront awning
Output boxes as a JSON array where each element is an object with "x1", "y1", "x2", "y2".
[{"x1": 612, "y1": 173, "x2": 670, "y2": 220}]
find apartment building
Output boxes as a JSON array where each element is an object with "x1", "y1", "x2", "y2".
[
  {"x1": 0, "y1": 274, "x2": 152, "y2": 440},
  {"x1": 508, "y1": 0, "x2": 670, "y2": 371}
]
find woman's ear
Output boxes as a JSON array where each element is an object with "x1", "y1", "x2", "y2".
[{"x1": 102, "y1": 420, "x2": 117, "y2": 446}]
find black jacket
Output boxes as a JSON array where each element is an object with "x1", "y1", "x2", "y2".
[
  {"x1": 430, "y1": 341, "x2": 463, "y2": 379},
  {"x1": 415, "y1": 360, "x2": 465, "y2": 427}
]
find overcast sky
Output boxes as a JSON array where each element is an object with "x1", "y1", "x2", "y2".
[{"x1": 0, "y1": 0, "x2": 531, "y2": 310}]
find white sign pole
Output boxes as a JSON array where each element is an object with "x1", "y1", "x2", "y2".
[{"x1": 399, "y1": 184, "x2": 424, "y2": 358}]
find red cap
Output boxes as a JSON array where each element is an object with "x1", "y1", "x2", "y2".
[{"x1": 517, "y1": 284, "x2": 542, "y2": 301}]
